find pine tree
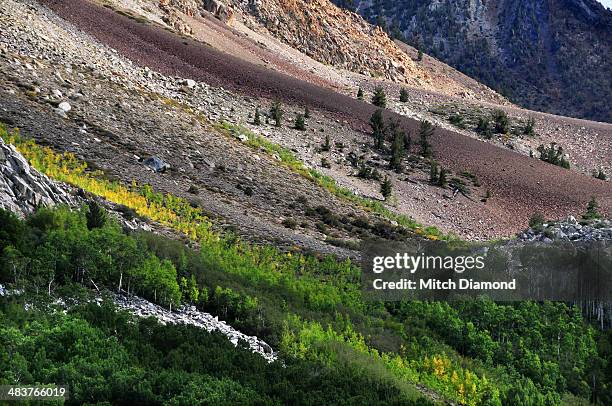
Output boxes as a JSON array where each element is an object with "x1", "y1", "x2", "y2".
[
  {"x1": 476, "y1": 116, "x2": 492, "y2": 139},
  {"x1": 419, "y1": 120, "x2": 434, "y2": 158},
  {"x1": 403, "y1": 131, "x2": 412, "y2": 154},
  {"x1": 583, "y1": 197, "x2": 601, "y2": 220},
  {"x1": 417, "y1": 48, "x2": 423, "y2": 61},
  {"x1": 492, "y1": 109, "x2": 509, "y2": 134},
  {"x1": 429, "y1": 161, "x2": 439, "y2": 183},
  {"x1": 86, "y1": 201, "x2": 107, "y2": 230},
  {"x1": 253, "y1": 107, "x2": 261, "y2": 125},
  {"x1": 438, "y1": 168, "x2": 448, "y2": 187},
  {"x1": 294, "y1": 114, "x2": 306, "y2": 131},
  {"x1": 399, "y1": 87, "x2": 409, "y2": 102},
  {"x1": 372, "y1": 86, "x2": 387, "y2": 108},
  {"x1": 370, "y1": 109, "x2": 385, "y2": 149},
  {"x1": 390, "y1": 22, "x2": 404, "y2": 41},
  {"x1": 380, "y1": 176, "x2": 392, "y2": 200},
  {"x1": 376, "y1": 15, "x2": 388, "y2": 32},
  {"x1": 304, "y1": 106, "x2": 311, "y2": 118},
  {"x1": 388, "y1": 121, "x2": 405, "y2": 171},
  {"x1": 523, "y1": 117, "x2": 536, "y2": 136},
  {"x1": 321, "y1": 134, "x2": 331, "y2": 152},
  {"x1": 357, "y1": 87, "x2": 364, "y2": 100},
  {"x1": 270, "y1": 100, "x2": 283, "y2": 127}
]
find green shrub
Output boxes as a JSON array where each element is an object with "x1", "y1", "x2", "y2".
[
  {"x1": 529, "y1": 212, "x2": 545, "y2": 230},
  {"x1": 583, "y1": 197, "x2": 601, "y2": 220},
  {"x1": 523, "y1": 116, "x2": 536, "y2": 136},
  {"x1": 492, "y1": 109, "x2": 509, "y2": 134},
  {"x1": 282, "y1": 218, "x2": 298, "y2": 229},
  {"x1": 593, "y1": 169, "x2": 607, "y2": 180},
  {"x1": 270, "y1": 100, "x2": 283, "y2": 127},
  {"x1": 537, "y1": 143, "x2": 570, "y2": 169},
  {"x1": 294, "y1": 114, "x2": 306, "y2": 131},
  {"x1": 476, "y1": 116, "x2": 492, "y2": 139},
  {"x1": 358, "y1": 164, "x2": 382, "y2": 180},
  {"x1": 372, "y1": 86, "x2": 387, "y2": 108},
  {"x1": 449, "y1": 114, "x2": 466, "y2": 129}
]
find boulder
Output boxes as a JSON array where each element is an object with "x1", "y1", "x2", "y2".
[
  {"x1": 201, "y1": 0, "x2": 234, "y2": 24},
  {"x1": 143, "y1": 156, "x2": 170, "y2": 173},
  {"x1": 183, "y1": 78, "x2": 196, "y2": 88},
  {"x1": 58, "y1": 101, "x2": 72, "y2": 112}
]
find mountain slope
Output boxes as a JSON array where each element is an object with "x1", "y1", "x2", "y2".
[
  {"x1": 2, "y1": 1, "x2": 612, "y2": 404},
  {"x1": 29, "y1": 0, "x2": 612, "y2": 236},
  {"x1": 100, "y1": 0, "x2": 508, "y2": 102},
  {"x1": 336, "y1": 0, "x2": 612, "y2": 122}
]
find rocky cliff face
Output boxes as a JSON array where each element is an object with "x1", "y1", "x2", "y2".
[
  {"x1": 142, "y1": 0, "x2": 423, "y2": 82},
  {"x1": 0, "y1": 137, "x2": 75, "y2": 216},
  {"x1": 230, "y1": 0, "x2": 421, "y2": 82},
  {"x1": 335, "y1": 0, "x2": 612, "y2": 122},
  {"x1": 159, "y1": 0, "x2": 235, "y2": 32}
]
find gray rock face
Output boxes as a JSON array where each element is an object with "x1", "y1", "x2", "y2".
[{"x1": 0, "y1": 137, "x2": 76, "y2": 217}]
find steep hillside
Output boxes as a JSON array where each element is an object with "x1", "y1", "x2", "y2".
[
  {"x1": 336, "y1": 0, "x2": 612, "y2": 122},
  {"x1": 100, "y1": 0, "x2": 508, "y2": 102},
  {"x1": 1, "y1": 1, "x2": 612, "y2": 404}
]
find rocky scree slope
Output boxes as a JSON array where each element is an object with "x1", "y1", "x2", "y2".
[
  {"x1": 338, "y1": 0, "x2": 612, "y2": 122},
  {"x1": 103, "y1": 0, "x2": 507, "y2": 102},
  {"x1": 3, "y1": 0, "x2": 416, "y2": 254},
  {"x1": 113, "y1": 0, "x2": 609, "y2": 178},
  {"x1": 10, "y1": 0, "x2": 612, "y2": 240}
]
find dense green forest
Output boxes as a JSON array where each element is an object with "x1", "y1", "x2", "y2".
[
  {"x1": 1, "y1": 205, "x2": 611, "y2": 405},
  {"x1": 1, "y1": 125, "x2": 612, "y2": 404},
  {"x1": 0, "y1": 296, "x2": 435, "y2": 405}
]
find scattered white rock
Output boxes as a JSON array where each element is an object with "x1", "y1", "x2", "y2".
[
  {"x1": 110, "y1": 293, "x2": 277, "y2": 362},
  {"x1": 58, "y1": 101, "x2": 71, "y2": 112},
  {"x1": 518, "y1": 218, "x2": 612, "y2": 242}
]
